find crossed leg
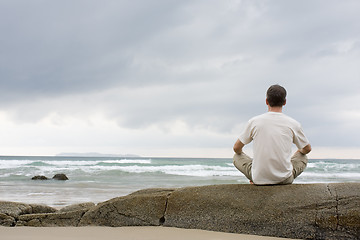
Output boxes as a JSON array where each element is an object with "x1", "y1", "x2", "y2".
[
  {"x1": 233, "y1": 151, "x2": 308, "y2": 184},
  {"x1": 233, "y1": 152, "x2": 253, "y2": 182}
]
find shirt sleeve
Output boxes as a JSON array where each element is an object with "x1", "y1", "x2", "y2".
[
  {"x1": 239, "y1": 120, "x2": 254, "y2": 145},
  {"x1": 293, "y1": 124, "x2": 309, "y2": 149}
]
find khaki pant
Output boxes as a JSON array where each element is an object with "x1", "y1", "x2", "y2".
[{"x1": 233, "y1": 151, "x2": 308, "y2": 185}]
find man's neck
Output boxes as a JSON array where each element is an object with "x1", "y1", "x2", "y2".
[{"x1": 268, "y1": 106, "x2": 283, "y2": 113}]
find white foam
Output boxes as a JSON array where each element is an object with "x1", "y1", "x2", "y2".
[
  {"x1": 300, "y1": 172, "x2": 360, "y2": 178},
  {"x1": 27, "y1": 192, "x2": 56, "y2": 196},
  {"x1": 307, "y1": 162, "x2": 360, "y2": 172},
  {"x1": 42, "y1": 160, "x2": 100, "y2": 166},
  {"x1": 86, "y1": 164, "x2": 239, "y2": 177},
  {"x1": 0, "y1": 160, "x2": 34, "y2": 169},
  {"x1": 101, "y1": 159, "x2": 152, "y2": 164}
]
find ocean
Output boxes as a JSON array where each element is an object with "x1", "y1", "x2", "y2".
[{"x1": 0, "y1": 156, "x2": 359, "y2": 208}]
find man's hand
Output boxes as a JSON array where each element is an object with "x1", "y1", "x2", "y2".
[
  {"x1": 298, "y1": 144, "x2": 312, "y2": 155},
  {"x1": 233, "y1": 139, "x2": 245, "y2": 154}
]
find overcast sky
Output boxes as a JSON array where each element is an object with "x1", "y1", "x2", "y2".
[{"x1": 0, "y1": 0, "x2": 359, "y2": 158}]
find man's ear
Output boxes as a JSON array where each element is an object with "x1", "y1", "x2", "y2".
[
  {"x1": 283, "y1": 99, "x2": 287, "y2": 106},
  {"x1": 266, "y1": 98, "x2": 269, "y2": 106}
]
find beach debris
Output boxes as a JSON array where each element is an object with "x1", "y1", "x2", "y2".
[
  {"x1": 31, "y1": 175, "x2": 49, "y2": 180},
  {"x1": 52, "y1": 173, "x2": 69, "y2": 180}
]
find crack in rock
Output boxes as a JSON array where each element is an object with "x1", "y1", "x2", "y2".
[
  {"x1": 76, "y1": 211, "x2": 87, "y2": 227},
  {"x1": 327, "y1": 184, "x2": 339, "y2": 230},
  {"x1": 159, "y1": 192, "x2": 172, "y2": 225}
]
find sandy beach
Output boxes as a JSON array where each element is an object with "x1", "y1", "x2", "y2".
[{"x1": 0, "y1": 226, "x2": 298, "y2": 240}]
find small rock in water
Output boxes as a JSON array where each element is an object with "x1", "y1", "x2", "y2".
[
  {"x1": 52, "y1": 173, "x2": 69, "y2": 180},
  {"x1": 31, "y1": 175, "x2": 48, "y2": 180}
]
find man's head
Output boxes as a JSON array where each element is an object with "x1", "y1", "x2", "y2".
[{"x1": 266, "y1": 84, "x2": 287, "y2": 107}]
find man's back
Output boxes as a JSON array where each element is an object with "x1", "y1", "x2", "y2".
[{"x1": 240, "y1": 112, "x2": 309, "y2": 184}]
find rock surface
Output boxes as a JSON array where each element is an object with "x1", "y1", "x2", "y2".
[{"x1": 1, "y1": 183, "x2": 359, "y2": 239}]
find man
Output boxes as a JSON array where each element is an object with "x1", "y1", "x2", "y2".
[{"x1": 233, "y1": 84, "x2": 311, "y2": 185}]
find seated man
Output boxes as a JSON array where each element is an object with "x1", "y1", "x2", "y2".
[{"x1": 233, "y1": 84, "x2": 311, "y2": 185}]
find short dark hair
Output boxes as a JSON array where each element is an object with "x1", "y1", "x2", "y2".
[{"x1": 266, "y1": 85, "x2": 287, "y2": 107}]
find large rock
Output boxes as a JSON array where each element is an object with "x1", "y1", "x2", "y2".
[
  {"x1": 1, "y1": 183, "x2": 359, "y2": 239},
  {"x1": 78, "y1": 183, "x2": 359, "y2": 239}
]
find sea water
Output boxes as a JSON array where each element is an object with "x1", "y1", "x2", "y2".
[{"x1": 0, "y1": 156, "x2": 359, "y2": 207}]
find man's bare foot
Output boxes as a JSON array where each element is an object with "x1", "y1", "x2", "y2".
[{"x1": 250, "y1": 181, "x2": 254, "y2": 184}]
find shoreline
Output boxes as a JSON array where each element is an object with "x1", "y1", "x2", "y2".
[
  {"x1": 0, "y1": 226, "x2": 299, "y2": 240},
  {"x1": 1, "y1": 156, "x2": 359, "y2": 209}
]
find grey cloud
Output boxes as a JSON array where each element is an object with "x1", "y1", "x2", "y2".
[
  {"x1": 1, "y1": 0, "x2": 360, "y2": 150},
  {"x1": 0, "y1": 0, "x2": 190, "y2": 101}
]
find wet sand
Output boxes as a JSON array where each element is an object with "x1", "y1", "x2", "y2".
[{"x1": 0, "y1": 226, "x2": 299, "y2": 240}]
